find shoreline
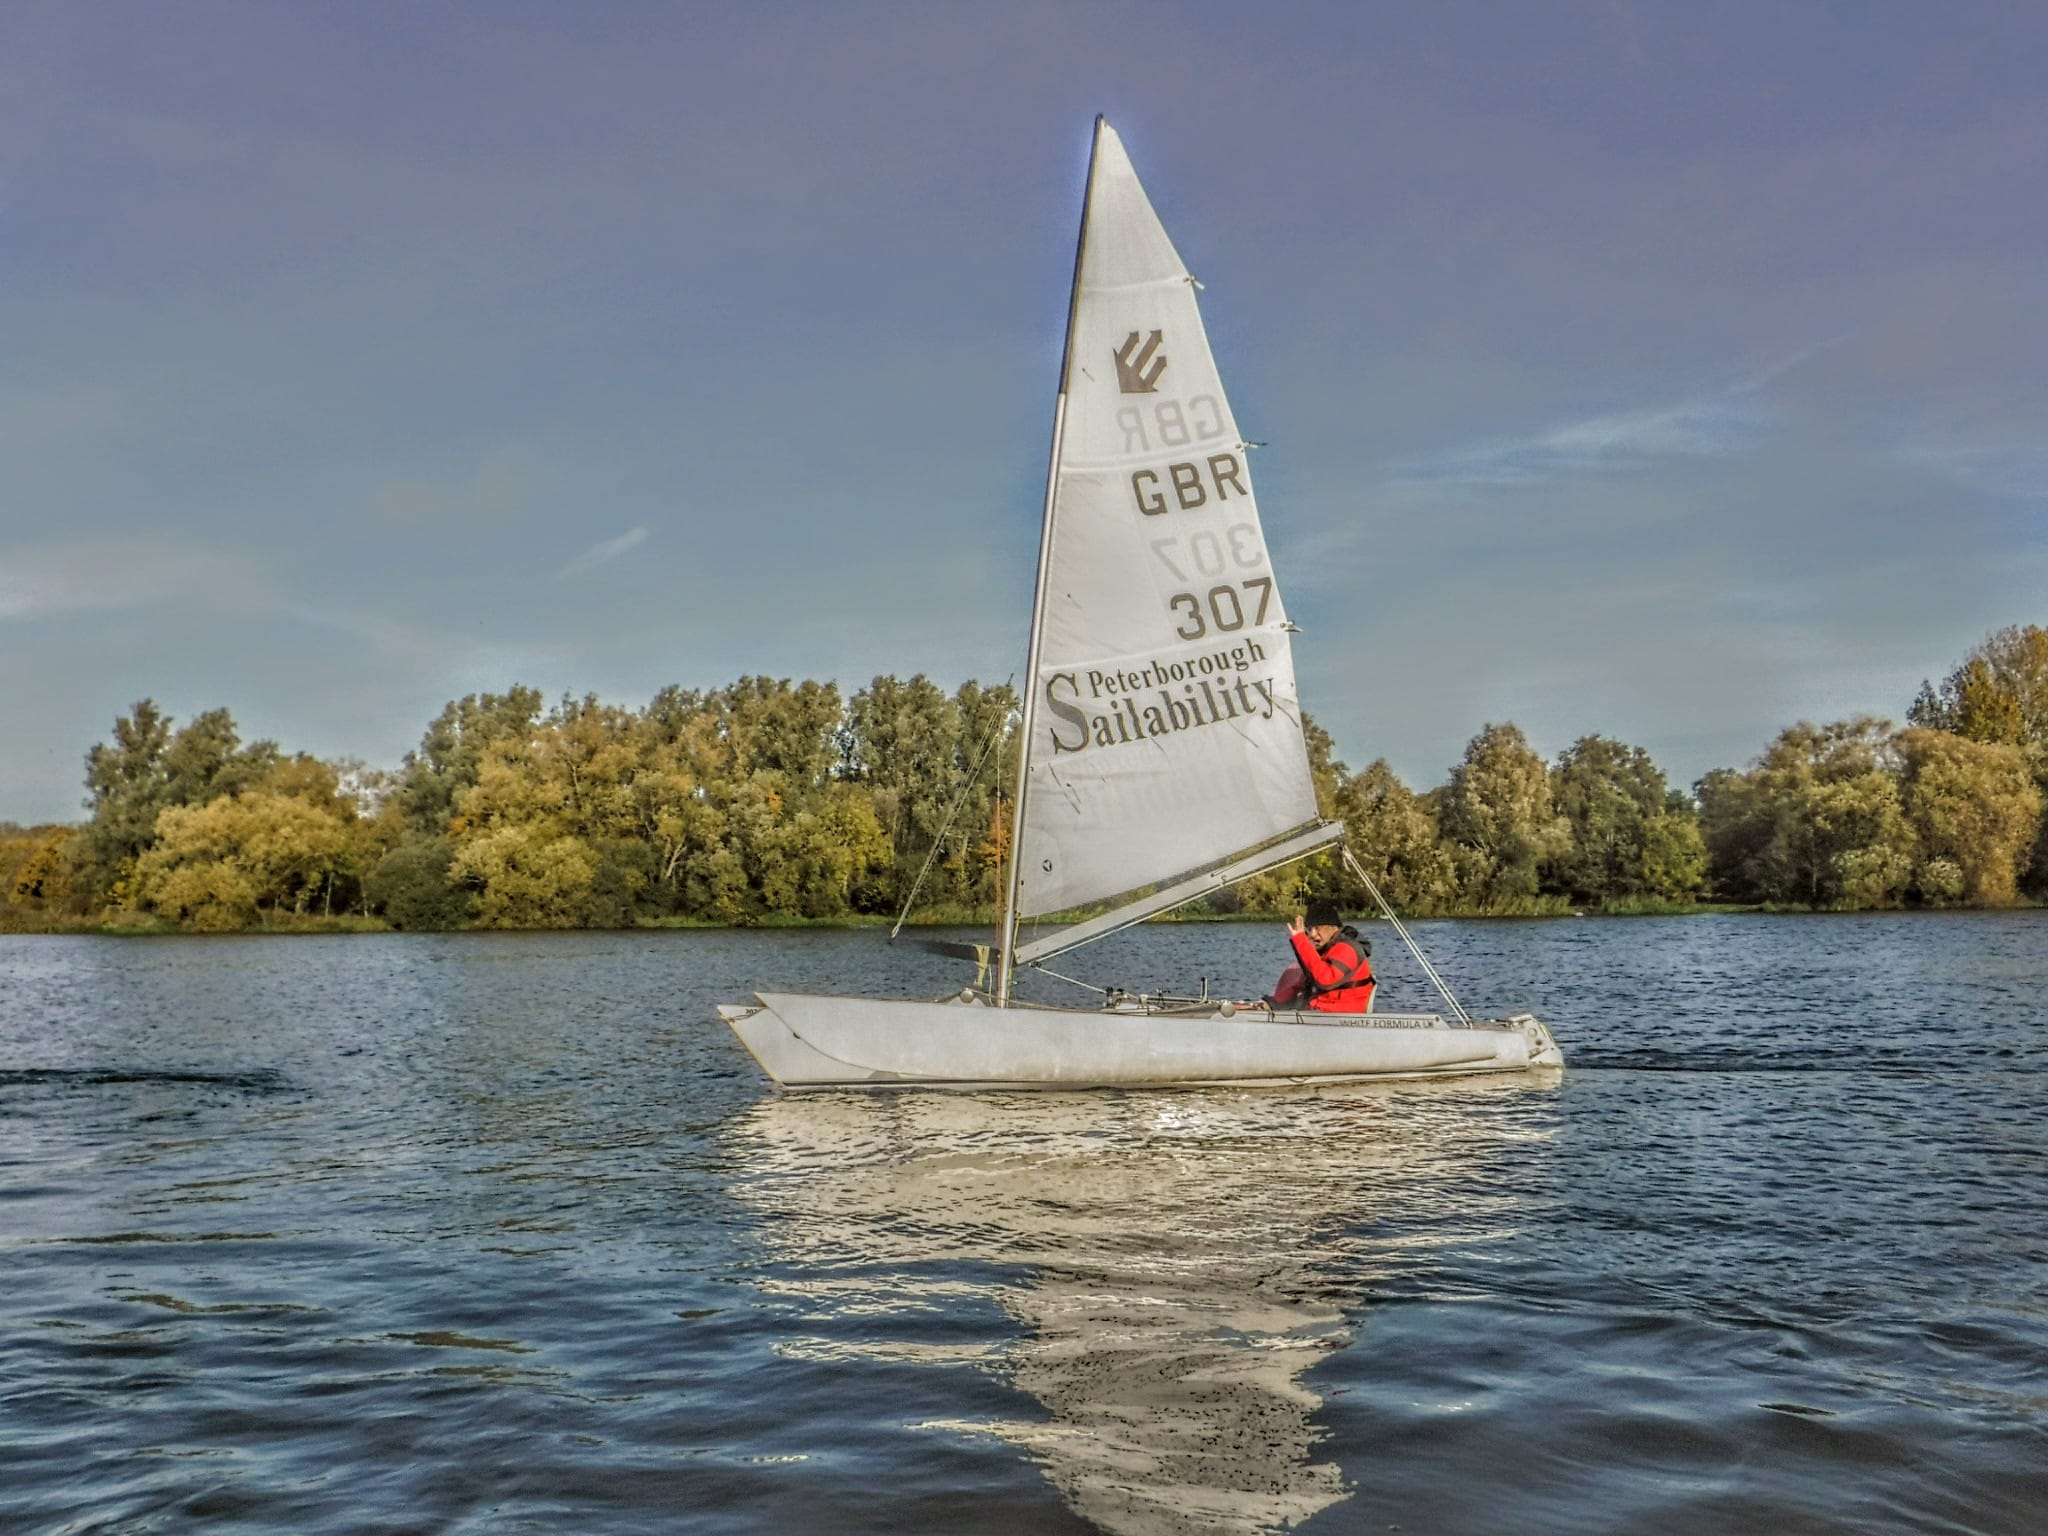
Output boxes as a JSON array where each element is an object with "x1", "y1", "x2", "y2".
[{"x1": 4, "y1": 900, "x2": 2039, "y2": 938}]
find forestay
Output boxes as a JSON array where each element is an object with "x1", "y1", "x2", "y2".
[{"x1": 1015, "y1": 122, "x2": 1321, "y2": 926}]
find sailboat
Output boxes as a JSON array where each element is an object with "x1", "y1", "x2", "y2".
[{"x1": 719, "y1": 119, "x2": 1564, "y2": 1089}]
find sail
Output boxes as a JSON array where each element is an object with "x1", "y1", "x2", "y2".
[{"x1": 1015, "y1": 121, "x2": 1321, "y2": 921}]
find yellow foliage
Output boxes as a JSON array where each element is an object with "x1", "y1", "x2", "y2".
[
  {"x1": 7, "y1": 829, "x2": 75, "y2": 906},
  {"x1": 1897, "y1": 728, "x2": 2042, "y2": 906},
  {"x1": 136, "y1": 788, "x2": 355, "y2": 927},
  {"x1": 449, "y1": 826, "x2": 599, "y2": 928}
]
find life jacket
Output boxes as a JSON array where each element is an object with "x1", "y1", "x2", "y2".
[{"x1": 1295, "y1": 927, "x2": 1375, "y2": 1013}]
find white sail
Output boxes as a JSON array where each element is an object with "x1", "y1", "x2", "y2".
[{"x1": 1016, "y1": 121, "x2": 1320, "y2": 921}]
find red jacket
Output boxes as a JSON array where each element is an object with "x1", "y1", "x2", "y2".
[{"x1": 1288, "y1": 930, "x2": 1375, "y2": 1013}]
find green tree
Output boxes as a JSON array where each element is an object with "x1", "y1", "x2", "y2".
[
  {"x1": 1547, "y1": 735, "x2": 1704, "y2": 904},
  {"x1": 681, "y1": 677, "x2": 887, "y2": 919},
  {"x1": 1329, "y1": 759, "x2": 1451, "y2": 913},
  {"x1": 1695, "y1": 767, "x2": 1764, "y2": 902},
  {"x1": 1227, "y1": 712, "x2": 1347, "y2": 915},
  {"x1": 1436, "y1": 723, "x2": 1569, "y2": 908},
  {"x1": 843, "y1": 675, "x2": 1017, "y2": 913},
  {"x1": 398, "y1": 686, "x2": 545, "y2": 835},
  {"x1": 162, "y1": 709, "x2": 279, "y2": 805},
  {"x1": 845, "y1": 675, "x2": 962, "y2": 896},
  {"x1": 1637, "y1": 797, "x2": 1709, "y2": 902},
  {"x1": 365, "y1": 835, "x2": 474, "y2": 929},
  {"x1": 750, "y1": 781, "x2": 892, "y2": 918},
  {"x1": 1698, "y1": 718, "x2": 1913, "y2": 908},
  {"x1": 372, "y1": 696, "x2": 544, "y2": 925},
  {"x1": 76, "y1": 701, "x2": 174, "y2": 900}
]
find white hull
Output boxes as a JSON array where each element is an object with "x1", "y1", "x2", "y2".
[{"x1": 718, "y1": 991, "x2": 1563, "y2": 1090}]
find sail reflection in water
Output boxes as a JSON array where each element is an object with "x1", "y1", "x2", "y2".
[{"x1": 728, "y1": 1079, "x2": 1556, "y2": 1534}]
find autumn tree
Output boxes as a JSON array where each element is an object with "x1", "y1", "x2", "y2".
[
  {"x1": 397, "y1": 687, "x2": 546, "y2": 835},
  {"x1": 1, "y1": 825, "x2": 75, "y2": 926},
  {"x1": 1909, "y1": 623, "x2": 2048, "y2": 896},
  {"x1": 420, "y1": 677, "x2": 894, "y2": 927},
  {"x1": 954, "y1": 679, "x2": 1020, "y2": 908},
  {"x1": 449, "y1": 823, "x2": 601, "y2": 929},
  {"x1": 1909, "y1": 624, "x2": 2048, "y2": 747},
  {"x1": 1895, "y1": 728, "x2": 2041, "y2": 905},
  {"x1": 443, "y1": 696, "x2": 634, "y2": 927},
  {"x1": 134, "y1": 755, "x2": 359, "y2": 929},
  {"x1": 73, "y1": 703, "x2": 279, "y2": 911},
  {"x1": 359, "y1": 687, "x2": 545, "y2": 925}
]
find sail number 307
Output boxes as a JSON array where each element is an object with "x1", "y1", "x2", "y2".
[
  {"x1": 1170, "y1": 579, "x2": 1272, "y2": 639},
  {"x1": 1151, "y1": 522, "x2": 1276, "y2": 638}
]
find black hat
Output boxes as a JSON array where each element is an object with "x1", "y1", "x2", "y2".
[{"x1": 1304, "y1": 899, "x2": 1343, "y2": 929}]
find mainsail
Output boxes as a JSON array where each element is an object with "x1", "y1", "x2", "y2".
[{"x1": 1004, "y1": 120, "x2": 1329, "y2": 971}]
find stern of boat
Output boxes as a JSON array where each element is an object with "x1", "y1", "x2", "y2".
[{"x1": 1501, "y1": 1013, "x2": 1564, "y2": 1069}]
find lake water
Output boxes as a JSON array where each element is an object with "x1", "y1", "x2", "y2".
[{"x1": 3, "y1": 914, "x2": 2045, "y2": 1534}]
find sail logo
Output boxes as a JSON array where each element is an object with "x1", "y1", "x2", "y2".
[
  {"x1": 1043, "y1": 641, "x2": 1281, "y2": 755},
  {"x1": 1114, "y1": 330, "x2": 1167, "y2": 393}
]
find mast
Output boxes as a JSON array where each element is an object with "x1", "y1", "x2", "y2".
[{"x1": 997, "y1": 114, "x2": 1104, "y2": 1005}]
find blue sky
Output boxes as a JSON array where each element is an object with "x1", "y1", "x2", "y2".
[{"x1": 4, "y1": 2, "x2": 2044, "y2": 822}]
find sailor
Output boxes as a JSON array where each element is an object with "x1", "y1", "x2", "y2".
[{"x1": 1258, "y1": 900, "x2": 1374, "y2": 1013}]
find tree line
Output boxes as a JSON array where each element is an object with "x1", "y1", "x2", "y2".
[{"x1": 3, "y1": 625, "x2": 2043, "y2": 932}]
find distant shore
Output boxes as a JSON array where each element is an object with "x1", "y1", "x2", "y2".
[
  {"x1": 12, "y1": 630, "x2": 2046, "y2": 935},
  {"x1": 7, "y1": 899, "x2": 2038, "y2": 938}
]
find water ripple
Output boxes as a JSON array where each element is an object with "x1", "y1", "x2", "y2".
[{"x1": 1, "y1": 916, "x2": 2044, "y2": 1533}]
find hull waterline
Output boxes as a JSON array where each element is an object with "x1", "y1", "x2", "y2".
[{"x1": 718, "y1": 992, "x2": 1563, "y2": 1090}]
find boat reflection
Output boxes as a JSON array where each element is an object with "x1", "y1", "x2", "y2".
[{"x1": 728, "y1": 1075, "x2": 1554, "y2": 1535}]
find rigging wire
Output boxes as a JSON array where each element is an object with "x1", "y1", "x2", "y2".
[
  {"x1": 1341, "y1": 846, "x2": 1473, "y2": 1026},
  {"x1": 889, "y1": 680, "x2": 1015, "y2": 941},
  {"x1": 1032, "y1": 963, "x2": 1109, "y2": 996}
]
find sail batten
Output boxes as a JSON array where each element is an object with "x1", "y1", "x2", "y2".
[
  {"x1": 1082, "y1": 276, "x2": 1195, "y2": 295},
  {"x1": 1013, "y1": 122, "x2": 1322, "y2": 923}
]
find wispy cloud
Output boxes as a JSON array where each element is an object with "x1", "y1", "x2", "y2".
[
  {"x1": 1896, "y1": 439, "x2": 2048, "y2": 503},
  {"x1": 556, "y1": 526, "x2": 649, "y2": 580},
  {"x1": 0, "y1": 538, "x2": 268, "y2": 622},
  {"x1": 364, "y1": 451, "x2": 531, "y2": 527},
  {"x1": 1386, "y1": 393, "x2": 1772, "y2": 491},
  {"x1": 1376, "y1": 344, "x2": 1854, "y2": 494}
]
